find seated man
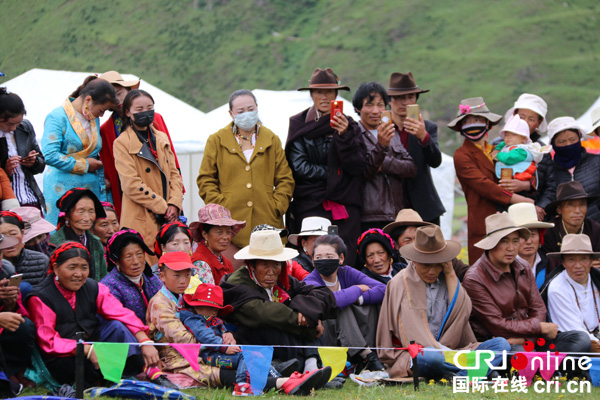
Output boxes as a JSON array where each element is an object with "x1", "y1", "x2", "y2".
[
  {"x1": 463, "y1": 212, "x2": 591, "y2": 353},
  {"x1": 377, "y1": 225, "x2": 509, "y2": 379}
]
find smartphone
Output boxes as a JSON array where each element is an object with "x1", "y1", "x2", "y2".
[
  {"x1": 406, "y1": 104, "x2": 420, "y2": 121},
  {"x1": 501, "y1": 168, "x2": 513, "y2": 181},
  {"x1": 327, "y1": 225, "x2": 338, "y2": 236},
  {"x1": 330, "y1": 101, "x2": 343, "y2": 127},
  {"x1": 8, "y1": 274, "x2": 22, "y2": 287},
  {"x1": 380, "y1": 110, "x2": 392, "y2": 126}
]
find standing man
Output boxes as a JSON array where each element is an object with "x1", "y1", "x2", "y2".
[
  {"x1": 387, "y1": 72, "x2": 444, "y2": 225},
  {"x1": 352, "y1": 82, "x2": 416, "y2": 232}
]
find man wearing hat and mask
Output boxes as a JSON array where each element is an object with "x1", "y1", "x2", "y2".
[
  {"x1": 377, "y1": 224, "x2": 510, "y2": 379},
  {"x1": 463, "y1": 212, "x2": 591, "y2": 353},
  {"x1": 387, "y1": 72, "x2": 444, "y2": 226},
  {"x1": 98, "y1": 71, "x2": 182, "y2": 218},
  {"x1": 451, "y1": 97, "x2": 534, "y2": 265}
]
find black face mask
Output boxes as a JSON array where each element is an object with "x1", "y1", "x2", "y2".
[
  {"x1": 313, "y1": 259, "x2": 340, "y2": 277},
  {"x1": 460, "y1": 122, "x2": 489, "y2": 141},
  {"x1": 132, "y1": 110, "x2": 155, "y2": 127}
]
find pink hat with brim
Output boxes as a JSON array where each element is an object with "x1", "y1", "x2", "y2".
[
  {"x1": 12, "y1": 206, "x2": 56, "y2": 243},
  {"x1": 189, "y1": 204, "x2": 246, "y2": 243}
]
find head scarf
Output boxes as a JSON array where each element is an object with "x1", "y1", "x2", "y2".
[
  {"x1": 56, "y1": 188, "x2": 106, "y2": 230},
  {"x1": 105, "y1": 228, "x2": 154, "y2": 271},
  {"x1": 357, "y1": 228, "x2": 398, "y2": 266},
  {"x1": 0, "y1": 211, "x2": 24, "y2": 229},
  {"x1": 48, "y1": 241, "x2": 90, "y2": 274},
  {"x1": 154, "y1": 221, "x2": 191, "y2": 257}
]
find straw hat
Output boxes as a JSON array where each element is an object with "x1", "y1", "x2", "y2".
[
  {"x1": 500, "y1": 115, "x2": 531, "y2": 144},
  {"x1": 587, "y1": 107, "x2": 600, "y2": 136},
  {"x1": 474, "y1": 212, "x2": 530, "y2": 250},
  {"x1": 504, "y1": 93, "x2": 548, "y2": 133},
  {"x1": 386, "y1": 72, "x2": 429, "y2": 96},
  {"x1": 447, "y1": 97, "x2": 502, "y2": 131},
  {"x1": 507, "y1": 203, "x2": 554, "y2": 229},
  {"x1": 546, "y1": 234, "x2": 600, "y2": 259},
  {"x1": 547, "y1": 117, "x2": 583, "y2": 144},
  {"x1": 399, "y1": 225, "x2": 461, "y2": 264},
  {"x1": 234, "y1": 230, "x2": 298, "y2": 262},
  {"x1": 98, "y1": 70, "x2": 140, "y2": 89},
  {"x1": 297, "y1": 68, "x2": 350, "y2": 91},
  {"x1": 382, "y1": 209, "x2": 432, "y2": 235},
  {"x1": 545, "y1": 181, "x2": 598, "y2": 216},
  {"x1": 288, "y1": 216, "x2": 331, "y2": 245}
]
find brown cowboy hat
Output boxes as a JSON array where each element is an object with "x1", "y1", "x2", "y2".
[
  {"x1": 447, "y1": 97, "x2": 502, "y2": 131},
  {"x1": 399, "y1": 225, "x2": 461, "y2": 264},
  {"x1": 297, "y1": 68, "x2": 350, "y2": 91},
  {"x1": 546, "y1": 234, "x2": 600, "y2": 259},
  {"x1": 382, "y1": 209, "x2": 432, "y2": 235},
  {"x1": 475, "y1": 212, "x2": 530, "y2": 250},
  {"x1": 99, "y1": 70, "x2": 140, "y2": 89},
  {"x1": 545, "y1": 181, "x2": 599, "y2": 216},
  {"x1": 387, "y1": 72, "x2": 429, "y2": 96}
]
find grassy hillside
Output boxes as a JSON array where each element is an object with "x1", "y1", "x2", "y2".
[{"x1": 1, "y1": 0, "x2": 599, "y2": 152}]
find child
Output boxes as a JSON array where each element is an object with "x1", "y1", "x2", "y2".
[
  {"x1": 493, "y1": 114, "x2": 551, "y2": 181},
  {"x1": 180, "y1": 283, "x2": 331, "y2": 396}
]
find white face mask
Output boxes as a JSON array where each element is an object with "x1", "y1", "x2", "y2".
[{"x1": 234, "y1": 111, "x2": 259, "y2": 131}]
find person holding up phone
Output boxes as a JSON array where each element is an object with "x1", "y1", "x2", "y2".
[
  {"x1": 286, "y1": 68, "x2": 366, "y2": 266},
  {"x1": 386, "y1": 72, "x2": 445, "y2": 226},
  {"x1": 352, "y1": 82, "x2": 417, "y2": 232}
]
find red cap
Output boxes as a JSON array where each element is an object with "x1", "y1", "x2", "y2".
[
  {"x1": 183, "y1": 284, "x2": 233, "y2": 316},
  {"x1": 159, "y1": 251, "x2": 194, "y2": 271}
]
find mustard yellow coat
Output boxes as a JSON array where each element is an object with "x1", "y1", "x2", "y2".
[
  {"x1": 114, "y1": 125, "x2": 183, "y2": 264},
  {"x1": 197, "y1": 123, "x2": 294, "y2": 247}
]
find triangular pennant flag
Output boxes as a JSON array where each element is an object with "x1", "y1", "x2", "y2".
[
  {"x1": 466, "y1": 350, "x2": 489, "y2": 379},
  {"x1": 171, "y1": 343, "x2": 202, "y2": 371},
  {"x1": 516, "y1": 352, "x2": 541, "y2": 386},
  {"x1": 241, "y1": 345, "x2": 273, "y2": 395},
  {"x1": 537, "y1": 353, "x2": 566, "y2": 382},
  {"x1": 444, "y1": 350, "x2": 467, "y2": 367},
  {"x1": 318, "y1": 347, "x2": 348, "y2": 382},
  {"x1": 589, "y1": 358, "x2": 600, "y2": 387},
  {"x1": 94, "y1": 343, "x2": 130, "y2": 383}
]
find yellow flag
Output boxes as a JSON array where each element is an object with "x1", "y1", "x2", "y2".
[
  {"x1": 444, "y1": 350, "x2": 467, "y2": 366},
  {"x1": 318, "y1": 347, "x2": 348, "y2": 382}
]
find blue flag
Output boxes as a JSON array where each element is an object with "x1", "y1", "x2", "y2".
[{"x1": 241, "y1": 345, "x2": 273, "y2": 395}]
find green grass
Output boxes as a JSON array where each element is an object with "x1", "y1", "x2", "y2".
[
  {"x1": 18, "y1": 378, "x2": 600, "y2": 399},
  {"x1": 2, "y1": 0, "x2": 600, "y2": 153}
]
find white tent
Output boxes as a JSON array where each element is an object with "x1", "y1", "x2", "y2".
[
  {"x1": 577, "y1": 96, "x2": 600, "y2": 134},
  {"x1": 2, "y1": 70, "x2": 455, "y2": 237}
]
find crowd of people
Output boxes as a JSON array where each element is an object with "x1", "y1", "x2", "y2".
[{"x1": 0, "y1": 66, "x2": 599, "y2": 397}]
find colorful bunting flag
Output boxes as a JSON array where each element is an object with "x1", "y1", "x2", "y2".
[
  {"x1": 466, "y1": 350, "x2": 490, "y2": 379},
  {"x1": 241, "y1": 345, "x2": 273, "y2": 395},
  {"x1": 517, "y1": 352, "x2": 566, "y2": 386},
  {"x1": 94, "y1": 343, "x2": 130, "y2": 383},
  {"x1": 318, "y1": 347, "x2": 348, "y2": 382},
  {"x1": 171, "y1": 343, "x2": 202, "y2": 371}
]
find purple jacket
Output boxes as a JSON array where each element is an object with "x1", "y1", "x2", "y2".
[
  {"x1": 100, "y1": 268, "x2": 163, "y2": 322},
  {"x1": 303, "y1": 266, "x2": 385, "y2": 309}
]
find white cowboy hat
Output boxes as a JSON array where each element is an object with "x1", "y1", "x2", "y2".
[
  {"x1": 288, "y1": 216, "x2": 331, "y2": 246},
  {"x1": 234, "y1": 230, "x2": 298, "y2": 262},
  {"x1": 507, "y1": 203, "x2": 554, "y2": 230}
]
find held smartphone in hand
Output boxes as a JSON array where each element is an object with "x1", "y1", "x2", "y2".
[
  {"x1": 380, "y1": 110, "x2": 392, "y2": 126},
  {"x1": 330, "y1": 101, "x2": 343, "y2": 127},
  {"x1": 406, "y1": 104, "x2": 420, "y2": 121},
  {"x1": 8, "y1": 274, "x2": 23, "y2": 287},
  {"x1": 327, "y1": 225, "x2": 338, "y2": 236}
]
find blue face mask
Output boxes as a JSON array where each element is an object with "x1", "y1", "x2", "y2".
[
  {"x1": 234, "y1": 111, "x2": 259, "y2": 131},
  {"x1": 553, "y1": 141, "x2": 582, "y2": 169}
]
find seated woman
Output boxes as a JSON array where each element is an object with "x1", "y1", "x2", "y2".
[
  {"x1": 303, "y1": 234, "x2": 386, "y2": 373},
  {"x1": 152, "y1": 221, "x2": 193, "y2": 275},
  {"x1": 0, "y1": 211, "x2": 49, "y2": 286},
  {"x1": 190, "y1": 204, "x2": 245, "y2": 284},
  {"x1": 101, "y1": 229, "x2": 162, "y2": 322},
  {"x1": 26, "y1": 242, "x2": 159, "y2": 387},
  {"x1": 544, "y1": 234, "x2": 600, "y2": 353},
  {"x1": 12, "y1": 206, "x2": 55, "y2": 255},
  {"x1": 91, "y1": 202, "x2": 120, "y2": 249},
  {"x1": 358, "y1": 228, "x2": 405, "y2": 284},
  {"x1": 221, "y1": 230, "x2": 337, "y2": 372},
  {"x1": 49, "y1": 188, "x2": 108, "y2": 281},
  {"x1": 377, "y1": 225, "x2": 510, "y2": 379}
]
